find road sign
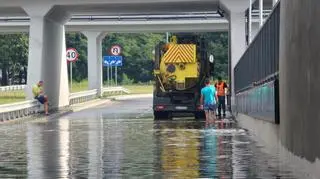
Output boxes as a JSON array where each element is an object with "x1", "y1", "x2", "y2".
[
  {"x1": 110, "y1": 45, "x2": 122, "y2": 56},
  {"x1": 209, "y1": 54, "x2": 215, "y2": 63},
  {"x1": 103, "y1": 56, "x2": 123, "y2": 67},
  {"x1": 66, "y1": 48, "x2": 79, "y2": 62}
]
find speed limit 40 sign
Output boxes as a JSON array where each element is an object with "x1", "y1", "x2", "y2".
[{"x1": 66, "y1": 48, "x2": 79, "y2": 62}]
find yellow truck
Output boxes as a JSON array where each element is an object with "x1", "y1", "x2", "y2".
[{"x1": 153, "y1": 33, "x2": 214, "y2": 120}]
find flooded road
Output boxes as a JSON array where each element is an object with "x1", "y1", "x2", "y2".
[{"x1": 0, "y1": 97, "x2": 297, "y2": 178}]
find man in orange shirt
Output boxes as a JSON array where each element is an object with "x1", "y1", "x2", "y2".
[{"x1": 215, "y1": 77, "x2": 228, "y2": 118}]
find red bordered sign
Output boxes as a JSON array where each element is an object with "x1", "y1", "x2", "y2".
[
  {"x1": 110, "y1": 45, "x2": 122, "y2": 56},
  {"x1": 66, "y1": 48, "x2": 79, "y2": 62}
]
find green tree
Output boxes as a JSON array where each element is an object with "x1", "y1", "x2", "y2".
[
  {"x1": 66, "y1": 32, "x2": 88, "y2": 82},
  {"x1": 202, "y1": 32, "x2": 229, "y2": 80},
  {"x1": 0, "y1": 33, "x2": 28, "y2": 85}
]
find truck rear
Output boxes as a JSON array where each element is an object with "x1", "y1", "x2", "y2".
[{"x1": 153, "y1": 34, "x2": 214, "y2": 120}]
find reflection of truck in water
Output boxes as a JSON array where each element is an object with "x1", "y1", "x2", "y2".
[{"x1": 153, "y1": 33, "x2": 214, "y2": 120}]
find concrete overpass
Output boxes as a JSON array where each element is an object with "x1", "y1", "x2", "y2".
[
  {"x1": 0, "y1": 12, "x2": 270, "y2": 33},
  {"x1": 0, "y1": 0, "x2": 275, "y2": 108},
  {"x1": 0, "y1": 0, "x2": 274, "y2": 108},
  {"x1": 0, "y1": 0, "x2": 274, "y2": 109}
]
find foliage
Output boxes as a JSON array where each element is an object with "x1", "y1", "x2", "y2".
[
  {"x1": 0, "y1": 33, "x2": 28, "y2": 85},
  {"x1": 102, "y1": 33, "x2": 165, "y2": 83},
  {"x1": 201, "y1": 33, "x2": 229, "y2": 80},
  {"x1": 0, "y1": 32, "x2": 228, "y2": 86},
  {"x1": 66, "y1": 33, "x2": 88, "y2": 82},
  {"x1": 121, "y1": 73, "x2": 134, "y2": 85}
]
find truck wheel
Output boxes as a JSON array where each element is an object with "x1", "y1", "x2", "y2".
[
  {"x1": 194, "y1": 111, "x2": 205, "y2": 120},
  {"x1": 154, "y1": 111, "x2": 171, "y2": 120}
]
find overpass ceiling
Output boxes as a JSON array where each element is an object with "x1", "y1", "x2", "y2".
[
  {"x1": 0, "y1": 7, "x2": 26, "y2": 16},
  {"x1": 64, "y1": 2, "x2": 219, "y2": 15}
]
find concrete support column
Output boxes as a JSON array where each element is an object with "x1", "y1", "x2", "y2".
[
  {"x1": 228, "y1": 12, "x2": 246, "y2": 106},
  {"x1": 82, "y1": 31, "x2": 107, "y2": 97},
  {"x1": 24, "y1": 5, "x2": 70, "y2": 108},
  {"x1": 279, "y1": 0, "x2": 320, "y2": 168}
]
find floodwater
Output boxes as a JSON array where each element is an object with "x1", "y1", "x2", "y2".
[{"x1": 0, "y1": 97, "x2": 297, "y2": 178}]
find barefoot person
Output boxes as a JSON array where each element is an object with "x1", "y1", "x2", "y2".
[
  {"x1": 32, "y1": 81, "x2": 49, "y2": 115},
  {"x1": 200, "y1": 78, "x2": 218, "y2": 121}
]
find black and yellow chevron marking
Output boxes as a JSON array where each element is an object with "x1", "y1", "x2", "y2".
[{"x1": 163, "y1": 44, "x2": 196, "y2": 63}]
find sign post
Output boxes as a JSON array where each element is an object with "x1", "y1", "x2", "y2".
[
  {"x1": 115, "y1": 65, "x2": 117, "y2": 86},
  {"x1": 66, "y1": 48, "x2": 79, "y2": 91},
  {"x1": 110, "y1": 65, "x2": 113, "y2": 86},
  {"x1": 110, "y1": 45, "x2": 122, "y2": 86},
  {"x1": 103, "y1": 55, "x2": 123, "y2": 86}
]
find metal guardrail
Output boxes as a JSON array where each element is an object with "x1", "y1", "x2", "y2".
[
  {"x1": 69, "y1": 89, "x2": 98, "y2": 105},
  {"x1": 0, "y1": 86, "x2": 130, "y2": 122},
  {"x1": 102, "y1": 86, "x2": 130, "y2": 95},
  {"x1": 0, "y1": 85, "x2": 26, "y2": 92}
]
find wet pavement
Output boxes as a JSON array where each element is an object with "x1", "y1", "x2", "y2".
[{"x1": 0, "y1": 97, "x2": 298, "y2": 178}]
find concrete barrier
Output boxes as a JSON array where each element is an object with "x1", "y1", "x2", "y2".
[
  {"x1": 0, "y1": 100, "x2": 40, "y2": 121},
  {"x1": 0, "y1": 86, "x2": 130, "y2": 121}
]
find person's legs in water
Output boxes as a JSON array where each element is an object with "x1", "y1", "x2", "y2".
[
  {"x1": 210, "y1": 104, "x2": 217, "y2": 121},
  {"x1": 204, "y1": 110, "x2": 209, "y2": 121},
  {"x1": 220, "y1": 96, "x2": 226, "y2": 117},
  {"x1": 204, "y1": 104, "x2": 211, "y2": 121},
  {"x1": 217, "y1": 97, "x2": 222, "y2": 118}
]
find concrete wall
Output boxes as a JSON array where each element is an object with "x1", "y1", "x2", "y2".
[{"x1": 279, "y1": 0, "x2": 320, "y2": 164}]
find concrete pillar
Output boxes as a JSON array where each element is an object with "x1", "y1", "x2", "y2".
[
  {"x1": 279, "y1": 0, "x2": 320, "y2": 166},
  {"x1": 229, "y1": 12, "x2": 246, "y2": 106},
  {"x1": 82, "y1": 31, "x2": 107, "y2": 96},
  {"x1": 220, "y1": 0, "x2": 247, "y2": 109},
  {"x1": 23, "y1": 5, "x2": 71, "y2": 108},
  {"x1": 259, "y1": 0, "x2": 264, "y2": 27}
]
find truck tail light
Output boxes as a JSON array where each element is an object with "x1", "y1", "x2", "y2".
[{"x1": 156, "y1": 105, "x2": 165, "y2": 110}]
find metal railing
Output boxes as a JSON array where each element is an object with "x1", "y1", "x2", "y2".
[
  {"x1": 69, "y1": 89, "x2": 98, "y2": 105},
  {"x1": 234, "y1": 2, "x2": 280, "y2": 123},
  {"x1": 0, "y1": 85, "x2": 26, "y2": 92},
  {"x1": 102, "y1": 86, "x2": 130, "y2": 95},
  {"x1": 0, "y1": 86, "x2": 130, "y2": 122}
]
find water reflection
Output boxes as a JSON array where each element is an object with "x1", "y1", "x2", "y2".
[
  {"x1": 155, "y1": 122, "x2": 201, "y2": 178},
  {"x1": 0, "y1": 115, "x2": 298, "y2": 179},
  {"x1": 26, "y1": 119, "x2": 70, "y2": 178}
]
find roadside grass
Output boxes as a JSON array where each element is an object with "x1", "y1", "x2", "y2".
[
  {"x1": 123, "y1": 85, "x2": 153, "y2": 94},
  {"x1": 0, "y1": 91, "x2": 25, "y2": 105},
  {"x1": 70, "y1": 80, "x2": 88, "y2": 93}
]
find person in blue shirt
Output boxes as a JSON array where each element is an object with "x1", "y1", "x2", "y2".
[{"x1": 200, "y1": 78, "x2": 218, "y2": 121}]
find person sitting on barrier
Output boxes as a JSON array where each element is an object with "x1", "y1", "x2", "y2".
[
  {"x1": 32, "y1": 81, "x2": 49, "y2": 115},
  {"x1": 200, "y1": 78, "x2": 218, "y2": 121}
]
